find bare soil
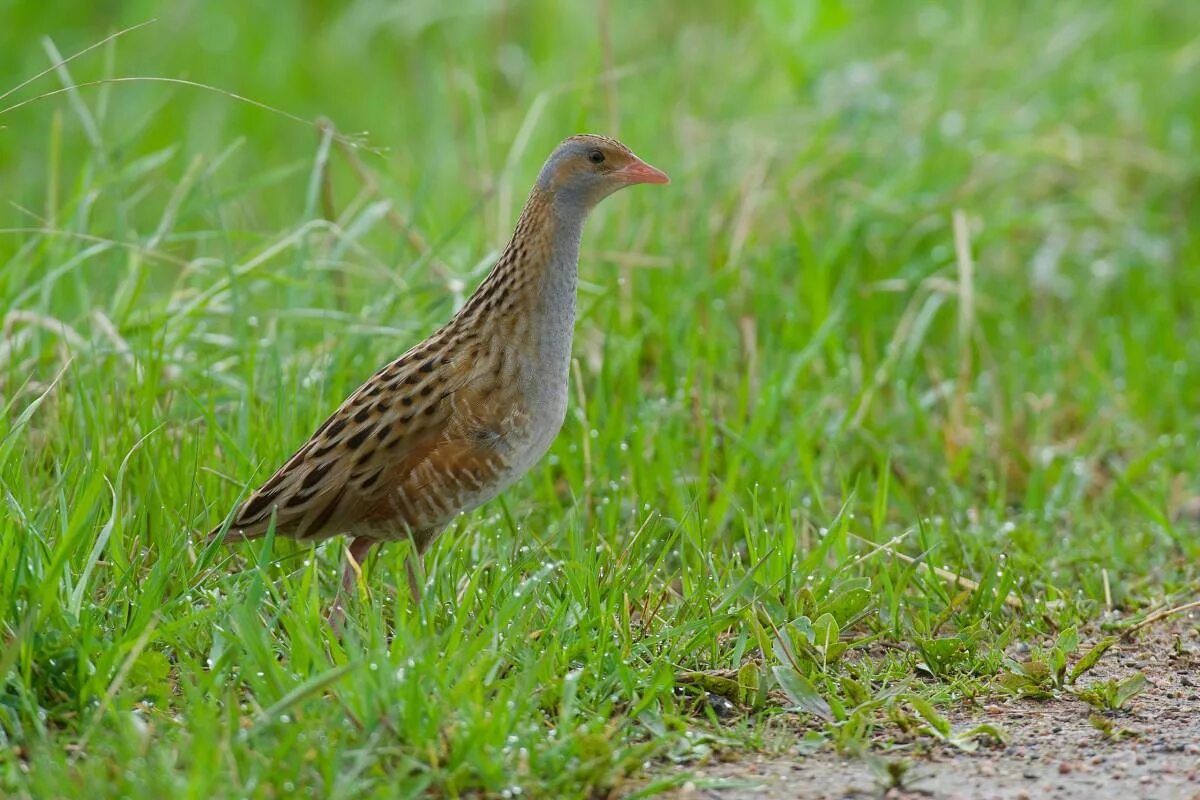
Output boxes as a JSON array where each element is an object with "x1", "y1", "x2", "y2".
[{"x1": 659, "y1": 617, "x2": 1200, "y2": 800}]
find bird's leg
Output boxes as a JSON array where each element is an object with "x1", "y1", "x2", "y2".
[
  {"x1": 328, "y1": 536, "x2": 374, "y2": 633},
  {"x1": 405, "y1": 546, "x2": 425, "y2": 607}
]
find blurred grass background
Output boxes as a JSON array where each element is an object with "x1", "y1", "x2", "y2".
[{"x1": 1, "y1": 0, "x2": 1198, "y2": 797}]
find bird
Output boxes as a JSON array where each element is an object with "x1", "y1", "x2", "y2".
[{"x1": 208, "y1": 133, "x2": 668, "y2": 627}]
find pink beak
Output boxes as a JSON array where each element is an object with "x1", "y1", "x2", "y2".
[{"x1": 618, "y1": 156, "x2": 670, "y2": 185}]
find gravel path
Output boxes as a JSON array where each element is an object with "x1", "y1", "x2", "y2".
[{"x1": 661, "y1": 618, "x2": 1200, "y2": 800}]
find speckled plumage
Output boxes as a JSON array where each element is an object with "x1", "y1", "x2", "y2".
[{"x1": 209, "y1": 133, "x2": 667, "y2": 619}]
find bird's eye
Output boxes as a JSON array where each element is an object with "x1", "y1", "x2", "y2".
[{"x1": 588, "y1": 149, "x2": 605, "y2": 164}]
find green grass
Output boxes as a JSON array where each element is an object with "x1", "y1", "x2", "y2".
[{"x1": 2, "y1": 0, "x2": 1198, "y2": 796}]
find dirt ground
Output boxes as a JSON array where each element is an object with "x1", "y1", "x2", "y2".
[{"x1": 662, "y1": 617, "x2": 1200, "y2": 800}]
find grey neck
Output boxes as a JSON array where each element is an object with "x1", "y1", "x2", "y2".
[{"x1": 528, "y1": 201, "x2": 585, "y2": 382}]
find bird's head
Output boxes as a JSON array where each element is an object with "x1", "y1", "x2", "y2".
[{"x1": 536, "y1": 134, "x2": 668, "y2": 213}]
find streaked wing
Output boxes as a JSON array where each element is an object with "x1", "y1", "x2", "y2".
[{"x1": 209, "y1": 346, "x2": 471, "y2": 541}]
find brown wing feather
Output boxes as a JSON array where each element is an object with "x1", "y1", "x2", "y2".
[
  {"x1": 355, "y1": 419, "x2": 512, "y2": 528},
  {"x1": 209, "y1": 341, "x2": 468, "y2": 542}
]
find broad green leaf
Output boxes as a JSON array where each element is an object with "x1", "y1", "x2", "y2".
[
  {"x1": 772, "y1": 666, "x2": 832, "y2": 722},
  {"x1": 827, "y1": 692, "x2": 847, "y2": 722},
  {"x1": 917, "y1": 636, "x2": 970, "y2": 677},
  {"x1": 1069, "y1": 637, "x2": 1117, "y2": 684},
  {"x1": 679, "y1": 671, "x2": 741, "y2": 701},
  {"x1": 816, "y1": 577, "x2": 873, "y2": 622},
  {"x1": 796, "y1": 587, "x2": 817, "y2": 617},
  {"x1": 906, "y1": 695, "x2": 951, "y2": 737},
  {"x1": 962, "y1": 722, "x2": 1007, "y2": 744},
  {"x1": 1017, "y1": 659, "x2": 1050, "y2": 683},
  {"x1": 1055, "y1": 626, "x2": 1079, "y2": 656},
  {"x1": 840, "y1": 676, "x2": 869, "y2": 707},
  {"x1": 1050, "y1": 647, "x2": 1068, "y2": 686},
  {"x1": 737, "y1": 661, "x2": 761, "y2": 707},
  {"x1": 812, "y1": 613, "x2": 839, "y2": 657},
  {"x1": 747, "y1": 610, "x2": 775, "y2": 663},
  {"x1": 1114, "y1": 673, "x2": 1148, "y2": 708},
  {"x1": 788, "y1": 616, "x2": 815, "y2": 645}
]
